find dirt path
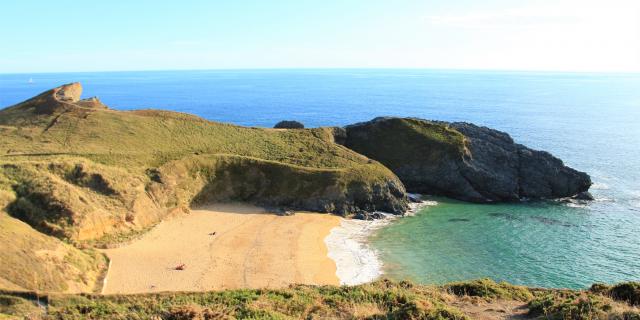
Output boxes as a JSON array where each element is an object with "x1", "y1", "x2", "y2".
[{"x1": 452, "y1": 298, "x2": 531, "y2": 320}]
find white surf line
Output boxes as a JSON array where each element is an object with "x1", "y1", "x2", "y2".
[
  {"x1": 406, "y1": 193, "x2": 438, "y2": 216},
  {"x1": 325, "y1": 217, "x2": 390, "y2": 285},
  {"x1": 325, "y1": 195, "x2": 438, "y2": 285}
]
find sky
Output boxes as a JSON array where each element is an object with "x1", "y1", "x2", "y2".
[{"x1": 1, "y1": 0, "x2": 639, "y2": 73}]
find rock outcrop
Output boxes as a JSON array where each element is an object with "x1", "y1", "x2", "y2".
[
  {"x1": 76, "y1": 96, "x2": 108, "y2": 109},
  {"x1": 0, "y1": 83, "x2": 108, "y2": 127},
  {"x1": 274, "y1": 120, "x2": 305, "y2": 129},
  {"x1": 342, "y1": 117, "x2": 591, "y2": 203},
  {"x1": 158, "y1": 155, "x2": 408, "y2": 216},
  {"x1": 54, "y1": 82, "x2": 82, "y2": 102}
]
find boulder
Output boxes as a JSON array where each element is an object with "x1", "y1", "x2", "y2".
[
  {"x1": 54, "y1": 82, "x2": 83, "y2": 102},
  {"x1": 573, "y1": 191, "x2": 595, "y2": 201}
]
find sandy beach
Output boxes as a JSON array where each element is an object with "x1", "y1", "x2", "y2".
[{"x1": 102, "y1": 204, "x2": 341, "y2": 294}]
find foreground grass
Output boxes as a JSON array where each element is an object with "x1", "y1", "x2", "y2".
[{"x1": 1, "y1": 279, "x2": 639, "y2": 320}]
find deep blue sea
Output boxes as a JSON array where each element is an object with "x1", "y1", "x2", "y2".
[{"x1": 1, "y1": 69, "x2": 639, "y2": 288}]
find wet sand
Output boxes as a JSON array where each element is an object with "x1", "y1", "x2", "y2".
[{"x1": 101, "y1": 204, "x2": 341, "y2": 294}]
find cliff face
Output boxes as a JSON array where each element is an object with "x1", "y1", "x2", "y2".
[
  {"x1": 343, "y1": 117, "x2": 591, "y2": 202},
  {"x1": 155, "y1": 155, "x2": 407, "y2": 215}
]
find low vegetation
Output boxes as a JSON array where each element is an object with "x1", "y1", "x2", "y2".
[
  {"x1": 0, "y1": 214, "x2": 107, "y2": 293},
  {"x1": 0, "y1": 279, "x2": 638, "y2": 319},
  {"x1": 344, "y1": 117, "x2": 467, "y2": 170},
  {"x1": 444, "y1": 278, "x2": 534, "y2": 301},
  {"x1": 590, "y1": 282, "x2": 640, "y2": 306}
]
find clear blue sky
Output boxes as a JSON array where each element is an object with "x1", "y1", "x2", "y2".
[{"x1": 1, "y1": 0, "x2": 638, "y2": 73}]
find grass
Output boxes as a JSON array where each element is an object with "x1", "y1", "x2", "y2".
[
  {"x1": 590, "y1": 282, "x2": 640, "y2": 306},
  {"x1": 0, "y1": 280, "x2": 469, "y2": 320},
  {"x1": 344, "y1": 117, "x2": 467, "y2": 173},
  {"x1": 443, "y1": 278, "x2": 534, "y2": 301},
  {"x1": 0, "y1": 213, "x2": 107, "y2": 293},
  {"x1": 527, "y1": 290, "x2": 640, "y2": 320},
  {"x1": 1, "y1": 279, "x2": 639, "y2": 319},
  {"x1": 0, "y1": 104, "x2": 374, "y2": 170}
]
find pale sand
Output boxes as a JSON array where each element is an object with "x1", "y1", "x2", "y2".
[
  {"x1": 101, "y1": 204, "x2": 341, "y2": 294},
  {"x1": 325, "y1": 217, "x2": 389, "y2": 285}
]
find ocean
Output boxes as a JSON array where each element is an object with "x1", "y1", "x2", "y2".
[{"x1": 1, "y1": 69, "x2": 639, "y2": 289}]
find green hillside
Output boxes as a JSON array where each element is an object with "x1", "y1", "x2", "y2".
[{"x1": 0, "y1": 83, "x2": 407, "y2": 292}]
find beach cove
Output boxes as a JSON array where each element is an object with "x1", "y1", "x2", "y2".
[
  {"x1": 102, "y1": 204, "x2": 394, "y2": 293},
  {"x1": 102, "y1": 204, "x2": 342, "y2": 293}
]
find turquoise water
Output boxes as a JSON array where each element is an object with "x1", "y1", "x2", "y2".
[
  {"x1": 372, "y1": 197, "x2": 640, "y2": 289},
  {"x1": 1, "y1": 69, "x2": 639, "y2": 288}
]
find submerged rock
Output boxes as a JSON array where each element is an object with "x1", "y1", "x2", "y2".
[
  {"x1": 342, "y1": 117, "x2": 592, "y2": 203},
  {"x1": 573, "y1": 191, "x2": 595, "y2": 201}
]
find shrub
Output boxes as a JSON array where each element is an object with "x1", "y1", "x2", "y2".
[
  {"x1": 444, "y1": 278, "x2": 533, "y2": 301},
  {"x1": 528, "y1": 292, "x2": 612, "y2": 320},
  {"x1": 610, "y1": 282, "x2": 640, "y2": 306},
  {"x1": 590, "y1": 282, "x2": 640, "y2": 307}
]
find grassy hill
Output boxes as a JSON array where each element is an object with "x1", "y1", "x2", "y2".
[
  {"x1": 0, "y1": 83, "x2": 407, "y2": 293},
  {"x1": 1, "y1": 279, "x2": 638, "y2": 319}
]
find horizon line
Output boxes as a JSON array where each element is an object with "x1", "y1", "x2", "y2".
[{"x1": 2, "y1": 66, "x2": 640, "y2": 76}]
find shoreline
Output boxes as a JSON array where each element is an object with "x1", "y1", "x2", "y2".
[
  {"x1": 325, "y1": 196, "x2": 436, "y2": 285},
  {"x1": 101, "y1": 204, "x2": 340, "y2": 294},
  {"x1": 99, "y1": 199, "x2": 436, "y2": 293},
  {"x1": 325, "y1": 217, "x2": 391, "y2": 285}
]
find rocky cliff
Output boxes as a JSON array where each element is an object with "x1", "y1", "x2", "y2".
[{"x1": 342, "y1": 117, "x2": 592, "y2": 202}]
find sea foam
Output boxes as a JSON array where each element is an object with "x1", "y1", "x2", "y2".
[
  {"x1": 325, "y1": 196, "x2": 435, "y2": 285},
  {"x1": 325, "y1": 218, "x2": 390, "y2": 285}
]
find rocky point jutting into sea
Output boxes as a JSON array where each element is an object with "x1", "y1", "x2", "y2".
[
  {"x1": 338, "y1": 117, "x2": 593, "y2": 203},
  {"x1": 0, "y1": 83, "x2": 592, "y2": 294}
]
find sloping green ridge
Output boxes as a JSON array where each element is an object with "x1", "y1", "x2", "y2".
[{"x1": 344, "y1": 117, "x2": 467, "y2": 170}]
